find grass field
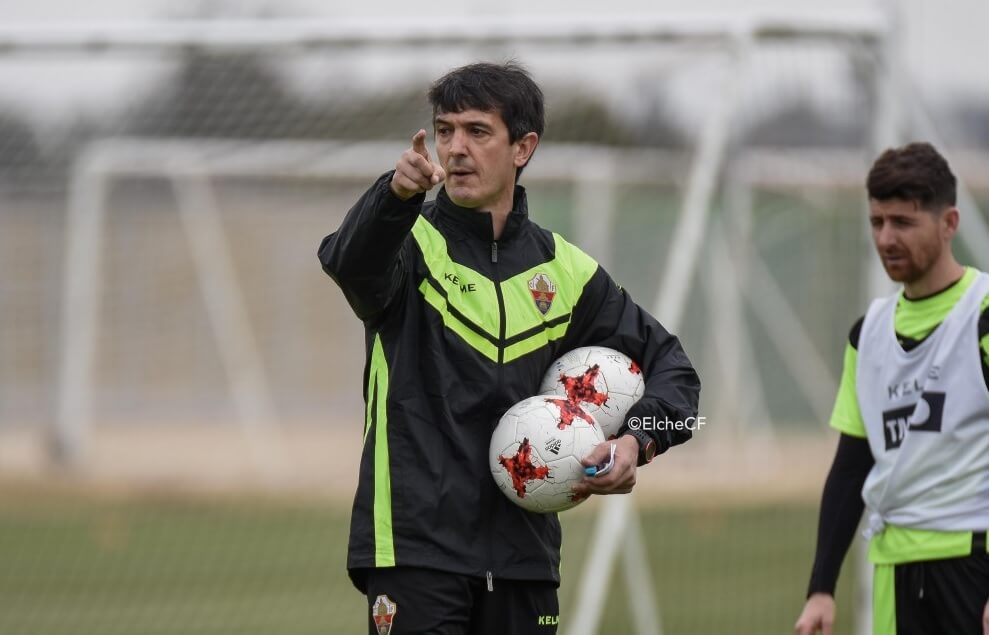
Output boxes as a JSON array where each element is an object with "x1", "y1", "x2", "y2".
[{"x1": 0, "y1": 486, "x2": 859, "y2": 635}]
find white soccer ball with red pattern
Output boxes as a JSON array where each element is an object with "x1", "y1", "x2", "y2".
[
  {"x1": 489, "y1": 395, "x2": 605, "y2": 513},
  {"x1": 539, "y1": 346, "x2": 645, "y2": 440}
]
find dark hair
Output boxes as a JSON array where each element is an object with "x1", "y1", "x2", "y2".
[
  {"x1": 866, "y1": 142, "x2": 957, "y2": 211},
  {"x1": 428, "y1": 61, "x2": 545, "y2": 178}
]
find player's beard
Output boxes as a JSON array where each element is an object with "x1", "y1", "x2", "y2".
[{"x1": 880, "y1": 237, "x2": 942, "y2": 285}]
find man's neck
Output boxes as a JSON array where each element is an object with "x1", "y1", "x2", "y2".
[
  {"x1": 489, "y1": 209, "x2": 509, "y2": 241},
  {"x1": 483, "y1": 192, "x2": 514, "y2": 241},
  {"x1": 903, "y1": 256, "x2": 965, "y2": 300}
]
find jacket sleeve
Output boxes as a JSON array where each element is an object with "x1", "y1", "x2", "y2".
[
  {"x1": 317, "y1": 171, "x2": 425, "y2": 322},
  {"x1": 563, "y1": 266, "x2": 701, "y2": 455}
]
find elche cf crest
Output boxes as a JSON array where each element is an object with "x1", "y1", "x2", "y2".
[
  {"x1": 371, "y1": 594, "x2": 397, "y2": 635},
  {"x1": 528, "y1": 273, "x2": 557, "y2": 315}
]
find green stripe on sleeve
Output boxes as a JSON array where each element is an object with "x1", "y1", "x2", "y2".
[
  {"x1": 363, "y1": 382, "x2": 374, "y2": 445},
  {"x1": 369, "y1": 334, "x2": 395, "y2": 567}
]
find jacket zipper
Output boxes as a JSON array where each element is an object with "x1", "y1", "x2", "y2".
[{"x1": 487, "y1": 239, "x2": 505, "y2": 592}]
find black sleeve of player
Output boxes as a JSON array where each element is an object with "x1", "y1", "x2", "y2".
[
  {"x1": 318, "y1": 171, "x2": 424, "y2": 323},
  {"x1": 806, "y1": 433, "x2": 874, "y2": 597},
  {"x1": 979, "y1": 304, "x2": 989, "y2": 392},
  {"x1": 848, "y1": 316, "x2": 864, "y2": 351},
  {"x1": 563, "y1": 267, "x2": 701, "y2": 455}
]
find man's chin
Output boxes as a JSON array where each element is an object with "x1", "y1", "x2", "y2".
[
  {"x1": 446, "y1": 188, "x2": 482, "y2": 209},
  {"x1": 882, "y1": 263, "x2": 919, "y2": 284}
]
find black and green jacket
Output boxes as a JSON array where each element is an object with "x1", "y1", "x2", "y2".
[{"x1": 318, "y1": 172, "x2": 700, "y2": 592}]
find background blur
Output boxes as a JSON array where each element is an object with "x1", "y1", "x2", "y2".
[{"x1": 2, "y1": 1, "x2": 988, "y2": 634}]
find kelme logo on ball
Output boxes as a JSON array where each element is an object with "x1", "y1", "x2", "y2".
[{"x1": 529, "y1": 273, "x2": 557, "y2": 315}]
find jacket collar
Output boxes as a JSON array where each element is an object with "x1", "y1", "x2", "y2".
[{"x1": 434, "y1": 185, "x2": 529, "y2": 242}]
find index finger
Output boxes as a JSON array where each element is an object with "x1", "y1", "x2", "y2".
[{"x1": 412, "y1": 129, "x2": 429, "y2": 159}]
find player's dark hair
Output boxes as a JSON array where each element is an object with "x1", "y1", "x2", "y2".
[
  {"x1": 428, "y1": 61, "x2": 544, "y2": 179},
  {"x1": 866, "y1": 142, "x2": 957, "y2": 211}
]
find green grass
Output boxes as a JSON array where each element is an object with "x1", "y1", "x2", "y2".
[
  {"x1": 0, "y1": 490, "x2": 857, "y2": 635},
  {"x1": 560, "y1": 502, "x2": 858, "y2": 635}
]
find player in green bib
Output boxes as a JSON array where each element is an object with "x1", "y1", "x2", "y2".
[{"x1": 795, "y1": 143, "x2": 989, "y2": 635}]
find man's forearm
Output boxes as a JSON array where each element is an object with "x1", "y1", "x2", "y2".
[
  {"x1": 807, "y1": 433, "x2": 874, "y2": 596},
  {"x1": 318, "y1": 171, "x2": 423, "y2": 321}
]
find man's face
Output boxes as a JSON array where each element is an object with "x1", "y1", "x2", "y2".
[
  {"x1": 869, "y1": 198, "x2": 951, "y2": 284},
  {"x1": 434, "y1": 109, "x2": 530, "y2": 211}
]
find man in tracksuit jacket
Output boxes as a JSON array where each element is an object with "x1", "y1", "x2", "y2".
[{"x1": 318, "y1": 61, "x2": 701, "y2": 635}]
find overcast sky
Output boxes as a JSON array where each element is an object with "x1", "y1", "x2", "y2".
[{"x1": 0, "y1": 0, "x2": 986, "y2": 136}]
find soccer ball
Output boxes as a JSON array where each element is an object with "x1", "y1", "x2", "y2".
[
  {"x1": 539, "y1": 346, "x2": 645, "y2": 439},
  {"x1": 489, "y1": 395, "x2": 605, "y2": 513}
]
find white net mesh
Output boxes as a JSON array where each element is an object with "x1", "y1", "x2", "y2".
[{"x1": 0, "y1": 33, "x2": 885, "y2": 434}]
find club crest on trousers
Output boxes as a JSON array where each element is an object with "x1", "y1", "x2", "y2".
[{"x1": 372, "y1": 594, "x2": 397, "y2": 635}]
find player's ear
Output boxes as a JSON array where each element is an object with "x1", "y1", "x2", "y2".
[
  {"x1": 513, "y1": 132, "x2": 539, "y2": 168},
  {"x1": 942, "y1": 206, "x2": 960, "y2": 240}
]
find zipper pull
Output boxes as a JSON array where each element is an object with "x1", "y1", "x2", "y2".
[
  {"x1": 490, "y1": 241, "x2": 498, "y2": 263},
  {"x1": 486, "y1": 570, "x2": 494, "y2": 592}
]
